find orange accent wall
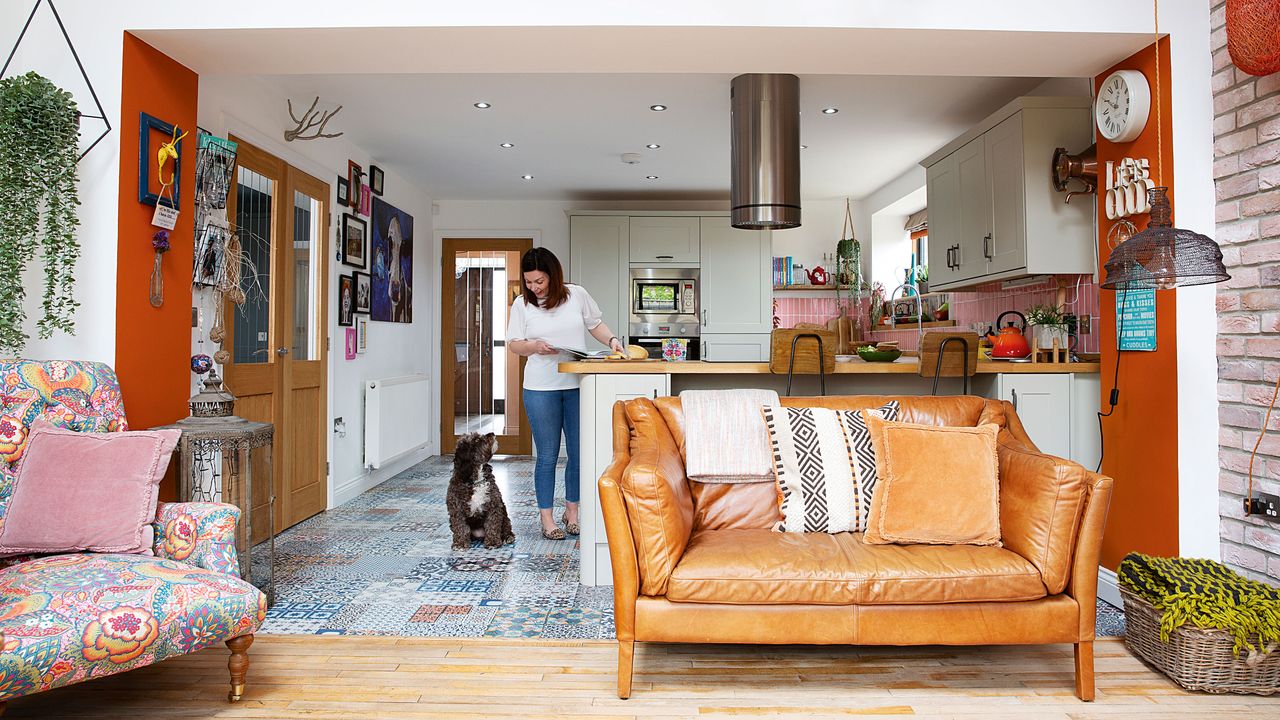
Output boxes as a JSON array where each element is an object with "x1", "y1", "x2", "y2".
[
  {"x1": 117, "y1": 33, "x2": 197, "y2": 500},
  {"x1": 1095, "y1": 37, "x2": 1179, "y2": 569}
]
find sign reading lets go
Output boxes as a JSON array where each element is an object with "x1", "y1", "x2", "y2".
[{"x1": 1104, "y1": 157, "x2": 1152, "y2": 220}]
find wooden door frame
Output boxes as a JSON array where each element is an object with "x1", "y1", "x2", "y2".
[
  {"x1": 441, "y1": 237, "x2": 532, "y2": 455},
  {"x1": 225, "y1": 136, "x2": 329, "y2": 534}
]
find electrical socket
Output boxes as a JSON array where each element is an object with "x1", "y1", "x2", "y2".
[{"x1": 1244, "y1": 492, "x2": 1280, "y2": 523}]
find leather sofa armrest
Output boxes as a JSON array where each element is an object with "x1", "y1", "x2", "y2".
[
  {"x1": 1067, "y1": 473, "x2": 1114, "y2": 640},
  {"x1": 600, "y1": 401, "x2": 638, "y2": 641}
]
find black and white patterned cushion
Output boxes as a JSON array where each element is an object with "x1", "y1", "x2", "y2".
[{"x1": 763, "y1": 402, "x2": 899, "y2": 534}]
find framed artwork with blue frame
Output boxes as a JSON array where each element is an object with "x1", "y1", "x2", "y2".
[{"x1": 138, "y1": 112, "x2": 182, "y2": 208}]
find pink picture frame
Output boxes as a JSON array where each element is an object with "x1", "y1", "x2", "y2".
[
  {"x1": 359, "y1": 184, "x2": 372, "y2": 216},
  {"x1": 344, "y1": 328, "x2": 357, "y2": 360}
]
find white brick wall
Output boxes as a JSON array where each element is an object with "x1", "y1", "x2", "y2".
[{"x1": 1213, "y1": 0, "x2": 1280, "y2": 583}]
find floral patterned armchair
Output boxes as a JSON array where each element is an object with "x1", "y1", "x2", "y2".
[{"x1": 0, "y1": 360, "x2": 265, "y2": 710}]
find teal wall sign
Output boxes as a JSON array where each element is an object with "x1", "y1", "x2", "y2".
[{"x1": 1116, "y1": 288, "x2": 1157, "y2": 351}]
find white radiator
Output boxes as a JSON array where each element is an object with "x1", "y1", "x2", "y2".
[{"x1": 364, "y1": 374, "x2": 431, "y2": 469}]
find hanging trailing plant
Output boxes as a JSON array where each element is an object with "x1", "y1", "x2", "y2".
[{"x1": 0, "y1": 71, "x2": 82, "y2": 352}]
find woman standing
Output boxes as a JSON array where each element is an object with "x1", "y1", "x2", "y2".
[{"x1": 506, "y1": 248, "x2": 624, "y2": 540}]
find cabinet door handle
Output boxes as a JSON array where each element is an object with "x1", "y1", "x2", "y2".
[
  {"x1": 656, "y1": 255, "x2": 674, "y2": 260},
  {"x1": 949, "y1": 246, "x2": 957, "y2": 269},
  {"x1": 983, "y1": 234, "x2": 993, "y2": 260},
  {"x1": 702, "y1": 309, "x2": 707, "y2": 324},
  {"x1": 1011, "y1": 388, "x2": 1018, "y2": 411}
]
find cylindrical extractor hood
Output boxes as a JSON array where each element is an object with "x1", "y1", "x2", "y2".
[{"x1": 730, "y1": 73, "x2": 801, "y2": 230}]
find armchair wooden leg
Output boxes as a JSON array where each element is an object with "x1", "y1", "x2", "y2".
[
  {"x1": 617, "y1": 639, "x2": 634, "y2": 699},
  {"x1": 1074, "y1": 641, "x2": 1095, "y2": 701},
  {"x1": 226, "y1": 634, "x2": 254, "y2": 702}
]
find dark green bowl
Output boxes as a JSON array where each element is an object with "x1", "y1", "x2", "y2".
[{"x1": 856, "y1": 346, "x2": 903, "y2": 363}]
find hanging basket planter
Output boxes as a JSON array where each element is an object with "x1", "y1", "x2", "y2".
[{"x1": 1226, "y1": 0, "x2": 1280, "y2": 76}]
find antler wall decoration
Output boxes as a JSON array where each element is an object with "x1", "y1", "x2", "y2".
[{"x1": 284, "y1": 96, "x2": 343, "y2": 142}]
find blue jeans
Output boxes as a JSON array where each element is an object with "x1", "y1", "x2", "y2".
[{"x1": 522, "y1": 388, "x2": 580, "y2": 510}]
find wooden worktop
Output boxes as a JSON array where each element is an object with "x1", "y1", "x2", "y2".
[{"x1": 559, "y1": 359, "x2": 1101, "y2": 375}]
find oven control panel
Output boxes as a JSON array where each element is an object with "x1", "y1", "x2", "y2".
[{"x1": 681, "y1": 281, "x2": 696, "y2": 313}]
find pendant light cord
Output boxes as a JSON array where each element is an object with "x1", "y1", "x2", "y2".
[{"x1": 1153, "y1": 0, "x2": 1164, "y2": 187}]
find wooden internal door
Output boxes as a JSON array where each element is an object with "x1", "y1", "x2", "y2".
[
  {"x1": 441, "y1": 238, "x2": 531, "y2": 455},
  {"x1": 224, "y1": 138, "x2": 329, "y2": 540}
]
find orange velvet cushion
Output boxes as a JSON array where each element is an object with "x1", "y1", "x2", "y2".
[{"x1": 863, "y1": 415, "x2": 1001, "y2": 546}]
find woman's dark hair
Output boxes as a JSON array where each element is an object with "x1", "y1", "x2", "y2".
[{"x1": 520, "y1": 247, "x2": 569, "y2": 310}]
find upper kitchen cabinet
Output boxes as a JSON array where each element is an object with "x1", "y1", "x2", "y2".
[
  {"x1": 629, "y1": 216, "x2": 700, "y2": 264},
  {"x1": 922, "y1": 97, "x2": 1095, "y2": 291},
  {"x1": 569, "y1": 215, "x2": 629, "y2": 341},
  {"x1": 700, "y1": 217, "x2": 772, "y2": 334}
]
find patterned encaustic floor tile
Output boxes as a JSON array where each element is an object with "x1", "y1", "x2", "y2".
[{"x1": 258, "y1": 454, "x2": 1124, "y2": 639}]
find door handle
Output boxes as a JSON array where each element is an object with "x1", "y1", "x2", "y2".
[
  {"x1": 702, "y1": 309, "x2": 707, "y2": 324},
  {"x1": 947, "y1": 246, "x2": 955, "y2": 269},
  {"x1": 983, "y1": 234, "x2": 993, "y2": 260},
  {"x1": 276, "y1": 347, "x2": 289, "y2": 357},
  {"x1": 656, "y1": 255, "x2": 674, "y2": 260},
  {"x1": 1011, "y1": 388, "x2": 1018, "y2": 411}
]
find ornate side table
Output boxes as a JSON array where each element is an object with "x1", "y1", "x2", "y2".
[{"x1": 156, "y1": 371, "x2": 275, "y2": 603}]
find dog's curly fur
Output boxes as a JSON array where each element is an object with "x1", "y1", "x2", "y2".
[{"x1": 447, "y1": 432, "x2": 515, "y2": 550}]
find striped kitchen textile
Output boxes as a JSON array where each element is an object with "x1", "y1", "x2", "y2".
[{"x1": 680, "y1": 389, "x2": 779, "y2": 483}]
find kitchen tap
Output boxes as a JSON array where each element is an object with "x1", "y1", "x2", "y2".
[{"x1": 887, "y1": 282, "x2": 924, "y2": 350}]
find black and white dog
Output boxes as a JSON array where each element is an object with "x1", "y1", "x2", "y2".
[{"x1": 446, "y1": 432, "x2": 515, "y2": 550}]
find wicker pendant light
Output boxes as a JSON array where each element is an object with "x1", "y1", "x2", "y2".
[
  {"x1": 1100, "y1": 0, "x2": 1230, "y2": 291},
  {"x1": 1101, "y1": 186, "x2": 1229, "y2": 289}
]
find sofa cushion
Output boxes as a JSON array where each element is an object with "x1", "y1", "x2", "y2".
[
  {"x1": 690, "y1": 481, "x2": 781, "y2": 531},
  {"x1": 997, "y1": 432, "x2": 1090, "y2": 594},
  {"x1": 863, "y1": 416, "x2": 1002, "y2": 547},
  {"x1": 667, "y1": 529, "x2": 1046, "y2": 605},
  {"x1": 0, "y1": 552, "x2": 265, "y2": 701},
  {"x1": 0, "y1": 424, "x2": 180, "y2": 557},
  {"x1": 620, "y1": 398, "x2": 695, "y2": 597}
]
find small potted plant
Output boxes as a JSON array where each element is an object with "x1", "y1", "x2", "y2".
[{"x1": 1025, "y1": 303, "x2": 1071, "y2": 350}]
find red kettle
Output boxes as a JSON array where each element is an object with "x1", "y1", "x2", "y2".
[{"x1": 989, "y1": 310, "x2": 1031, "y2": 358}]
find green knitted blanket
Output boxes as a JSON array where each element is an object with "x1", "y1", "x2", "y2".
[{"x1": 1118, "y1": 552, "x2": 1280, "y2": 657}]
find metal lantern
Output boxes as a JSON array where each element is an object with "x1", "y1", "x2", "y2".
[
  {"x1": 157, "y1": 370, "x2": 275, "y2": 603},
  {"x1": 1101, "y1": 186, "x2": 1231, "y2": 290}
]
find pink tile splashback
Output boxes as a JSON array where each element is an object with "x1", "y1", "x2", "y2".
[{"x1": 772, "y1": 275, "x2": 1099, "y2": 354}]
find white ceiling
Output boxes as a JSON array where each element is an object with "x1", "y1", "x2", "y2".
[
  {"x1": 258, "y1": 73, "x2": 1053, "y2": 202},
  {"x1": 140, "y1": 24, "x2": 1143, "y2": 204}
]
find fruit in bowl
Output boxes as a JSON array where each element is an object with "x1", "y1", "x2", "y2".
[{"x1": 856, "y1": 345, "x2": 903, "y2": 363}]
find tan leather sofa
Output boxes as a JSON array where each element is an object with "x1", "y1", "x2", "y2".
[{"x1": 598, "y1": 395, "x2": 1113, "y2": 701}]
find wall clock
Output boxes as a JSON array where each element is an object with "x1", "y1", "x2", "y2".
[{"x1": 1095, "y1": 69, "x2": 1151, "y2": 144}]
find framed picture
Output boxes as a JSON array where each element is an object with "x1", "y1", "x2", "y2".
[
  {"x1": 355, "y1": 316, "x2": 368, "y2": 353},
  {"x1": 338, "y1": 274, "x2": 355, "y2": 327},
  {"x1": 369, "y1": 165, "x2": 385, "y2": 196},
  {"x1": 347, "y1": 159, "x2": 362, "y2": 208},
  {"x1": 353, "y1": 270, "x2": 371, "y2": 313},
  {"x1": 336, "y1": 176, "x2": 350, "y2": 206},
  {"x1": 340, "y1": 213, "x2": 367, "y2": 269},
  {"x1": 138, "y1": 112, "x2": 183, "y2": 208},
  {"x1": 359, "y1": 184, "x2": 372, "y2": 216},
  {"x1": 370, "y1": 196, "x2": 414, "y2": 323},
  {"x1": 344, "y1": 328, "x2": 357, "y2": 360}
]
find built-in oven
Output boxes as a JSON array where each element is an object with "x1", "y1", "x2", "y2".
[{"x1": 629, "y1": 267, "x2": 700, "y2": 360}]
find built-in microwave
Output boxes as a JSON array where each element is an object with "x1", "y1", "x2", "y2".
[{"x1": 629, "y1": 267, "x2": 699, "y2": 320}]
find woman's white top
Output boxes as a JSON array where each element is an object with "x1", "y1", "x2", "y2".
[{"x1": 506, "y1": 284, "x2": 603, "y2": 390}]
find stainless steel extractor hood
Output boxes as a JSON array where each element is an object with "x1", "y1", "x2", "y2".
[{"x1": 730, "y1": 73, "x2": 801, "y2": 229}]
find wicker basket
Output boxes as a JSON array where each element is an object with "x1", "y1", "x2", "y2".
[{"x1": 1120, "y1": 586, "x2": 1280, "y2": 695}]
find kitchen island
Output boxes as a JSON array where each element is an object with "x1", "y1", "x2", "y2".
[{"x1": 563, "y1": 358, "x2": 1101, "y2": 586}]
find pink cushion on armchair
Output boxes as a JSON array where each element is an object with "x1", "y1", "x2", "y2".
[{"x1": 0, "y1": 423, "x2": 180, "y2": 556}]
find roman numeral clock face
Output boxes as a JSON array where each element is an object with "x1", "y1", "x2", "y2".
[{"x1": 1095, "y1": 69, "x2": 1151, "y2": 144}]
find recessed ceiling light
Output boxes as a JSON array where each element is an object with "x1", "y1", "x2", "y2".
[
  {"x1": 821, "y1": 107, "x2": 839, "y2": 115},
  {"x1": 649, "y1": 104, "x2": 667, "y2": 112},
  {"x1": 646, "y1": 143, "x2": 661, "y2": 149},
  {"x1": 473, "y1": 102, "x2": 492, "y2": 109},
  {"x1": 645, "y1": 175, "x2": 659, "y2": 180},
  {"x1": 520, "y1": 174, "x2": 534, "y2": 180},
  {"x1": 499, "y1": 142, "x2": 514, "y2": 148}
]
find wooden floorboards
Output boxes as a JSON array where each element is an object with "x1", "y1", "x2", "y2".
[{"x1": 5, "y1": 636, "x2": 1275, "y2": 719}]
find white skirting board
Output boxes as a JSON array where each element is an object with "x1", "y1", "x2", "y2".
[
  {"x1": 1097, "y1": 565, "x2": 1122, "y2": 608},
  {"x1": 365, "y1": 374, "x2": 432, "y2": 469},
  {"x1": 333, "y1": 444, "x2": 434, "y2": 508}
]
